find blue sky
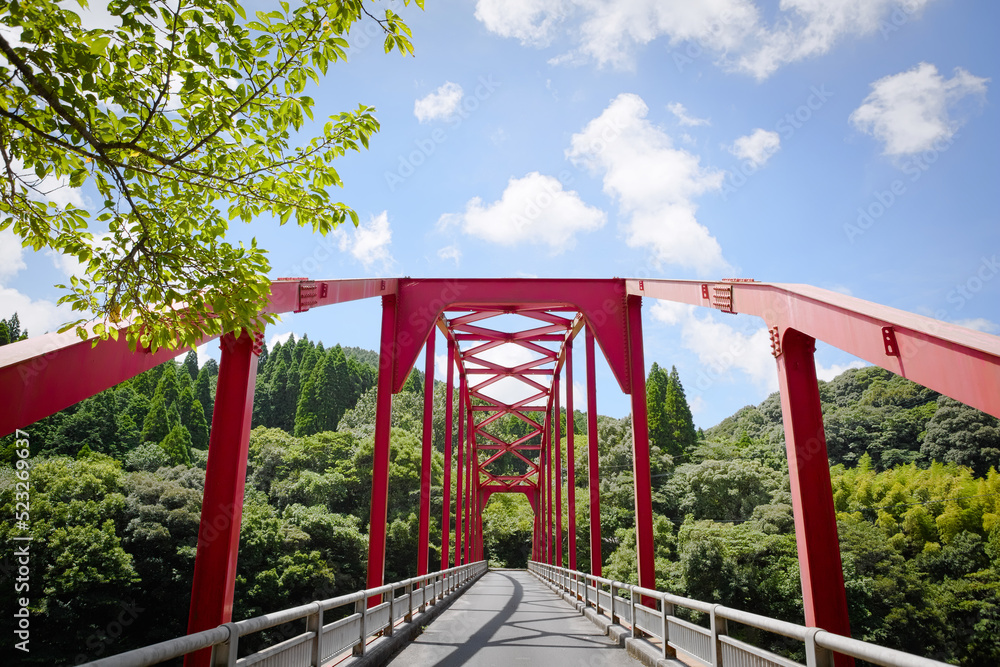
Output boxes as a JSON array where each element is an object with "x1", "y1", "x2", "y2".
[{"x1": 2, "y1": 0, "x2": 998, "y2": 428}]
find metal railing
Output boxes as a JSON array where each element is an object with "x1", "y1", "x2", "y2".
[
  {"x1": 528, "y1": 561, "x2": 949, "y2": 667},
  {"x1": 85, "y1": 561, "x2": 487, "y2": 667}
]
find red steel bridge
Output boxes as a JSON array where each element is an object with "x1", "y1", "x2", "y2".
[{"x1": 2, "y1": 277, "x2": 999, "y2": 667}]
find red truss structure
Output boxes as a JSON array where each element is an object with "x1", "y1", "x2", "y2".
[{"x1": 2, "y1": 277, "x2": 999, "y2": 667}]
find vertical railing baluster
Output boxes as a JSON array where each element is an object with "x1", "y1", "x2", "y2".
[{"x1": 352, "y1": 597, "x2": 366, "y2": 657}]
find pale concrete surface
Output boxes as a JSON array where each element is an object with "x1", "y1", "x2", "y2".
[{"x1": 387, "y1": 570, "x2": 640, "y2": 666}]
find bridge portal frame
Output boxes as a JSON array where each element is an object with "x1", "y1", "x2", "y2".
[{"x1": 3, "y1": 277, "x2": 999, "y2": 667}]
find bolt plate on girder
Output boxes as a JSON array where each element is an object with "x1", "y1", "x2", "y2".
[{"x1": 711, "y1": 284, "x2": 735, "y2": 314}]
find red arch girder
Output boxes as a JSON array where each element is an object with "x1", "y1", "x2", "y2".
[
  {"x1": 477, "y1": 428, "x2": 542, "y2": 451},
  {"x1": 474, "y1": 407, "x2": 543, "y2": 431},
  {"x1": 452, "y1": 321, "x2": 570, "y2": 340},
  {"x1": 462, "y1": 355, "x2": 556, "y2": 375},
  {"x1": 469, "y1": 371, "x2": 551, "y2": 396},
  {"x1": 466, "y1": 369, "x2": 551, "y2": 396},
  {"x1": 478, "y1": 438, "x2": 540, "y2": 470}
]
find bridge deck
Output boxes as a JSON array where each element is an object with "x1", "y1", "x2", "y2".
[{"x1": 387, "y1": 569, "x2": 640, "y2": 666}]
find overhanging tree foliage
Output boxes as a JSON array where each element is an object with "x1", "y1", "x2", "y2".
[{"x1": 0, "y1": 0, "x2": 422, "y2": 350}]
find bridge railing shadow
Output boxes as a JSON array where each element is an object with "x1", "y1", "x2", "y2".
[
  {"x1": 529, "y1": 561, "x2": 949, "y2": 667},
  {"x1": 79, "y1": 561, "x2": 488, "y2": 667}
]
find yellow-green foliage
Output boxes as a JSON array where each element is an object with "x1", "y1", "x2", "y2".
[{"x1": 832, "y1": 455, "x2": 1000, "y2": 546}]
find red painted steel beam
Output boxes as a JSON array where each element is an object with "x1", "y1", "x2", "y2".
[
  {"x1": 626, "y1": 296, "x2": 657, "y2": 604},
  {"x1": 0, "y1": 278, "x2": 394, "y2": 437},
  {"x1": 555, "y1": 373, "x2": 563, "y2": 567},
  {"x1": 455, "y1": 376, "x2": 466, "y2": 565},
  {"x1": 464, "y1": 400, "x2": 473, "y2": 564},
  {"x1": 441, "y1": 339, "x2": 455, "y2": 570},
  {"x1": 184, "y1": 330, "x2": 262, "y2": 667},
  {"x1": 417, "y1": 331, "x2": 435, "y2": 575},
  {"x1": 586, "y1": 326, "x2": 602, "y2": 576},
  {"x1": 628, "y1": 279, "x2": 1000, "y2": 419},
  {"x1": 566, "y1": 340, "x2": 578, "y2": 571},
  {"x1": 263, "y1": 277, "x2": 394, "y2": 316},
  {"x1": 365, "y1": 295, "x2": 397, "y2": 605},
  {"x1": 778, "y1": 329, "x2": 854, "y2": 666}
]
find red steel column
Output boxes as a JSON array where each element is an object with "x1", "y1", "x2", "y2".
[
  {"x1": 585, "y1": 327, "x2": 602, "y2": 576},
  {"x1": 455, "y1": 376, "x2": 465, "y2": 564},
  {"x1": 532, "y1": 502, "x2": 540, "y2": 561},
  {"x1": 366, "y1": 295, "x2": 398, "y2": 605},
  {"x1": 554, "y1": 374, "x2": 563, "y2": 567},
  {"x1": 566, "y1": 341, "x2": 578, "y2": 571},
  {"x1": 778, "y1": 328, "x2": 853, "y2": 667},
  {"x1": 626, "y1": 295, "x2": 656, "y2": 601},
  {"x1": 543, "y1": 408, "x2": 552, "y2": 563},
  {"x1": 417, "y1": 332, "x2": 436, "y2": 575},
  {"x1": 185, "y1": 329, "x2": 262, "y2": 667},
  {"x1": 537, "y1": 421, "x2": 546, "y2": 562},
  {"x1": 441, "y1": 339, "x2": 455, "y2": 570},
  {"x1": 464, "y1": 401, "x2": 473, "y2": 564}
]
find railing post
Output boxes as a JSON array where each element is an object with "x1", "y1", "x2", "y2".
[
  {"x1": 386, "y1": 589, "x2": 395, "y2": 637},
  {"x1": 609, "y1": 581, "x2": 617, "y2": 626},
  {"x1": 710, "y1": 605, "x2": 728, "y2": 667},
  {"x1": 805, "y1": 628, "x2": 836, "y2": 667},
  {"x1": 404, "y1": 582, "x2": 414, "y2": 623},
  {"x1": 660, "y1": 595, "x2": 674, "y2": 659},
  {"x1": 630, "y1": 587, "x2": 638, "y2": 638},
  {"x1": 210, "y1": 622, "x2": 239, "y2": 667},
  {"x1": 352, "y1": 597, "x2": 367, "y2": 657},
  {"x1": 306, "y1": 602, "x2": 324, "y2": 665}
]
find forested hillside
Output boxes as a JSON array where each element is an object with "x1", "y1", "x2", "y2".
[{"x1": 2, "y1": 321, "x2": 999, "y2": 665}]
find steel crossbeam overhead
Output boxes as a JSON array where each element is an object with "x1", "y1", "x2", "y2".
[{"x1": 4, "y1": 277, "x2": 999, "y2": 667}]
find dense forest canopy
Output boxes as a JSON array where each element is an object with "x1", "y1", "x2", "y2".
[{"x1": 2, "y1": 318, "x2": 999, "y2": 665}]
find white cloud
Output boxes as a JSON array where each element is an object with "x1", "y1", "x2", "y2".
[
  {"x1": 816, "y1": 360, "x2": 868, "y2": 382},
  {"x1": 195, "y1": 342, "x2": 213, "y2": 368},
  {"x1": 437, "y1": 245, "x2": 462, "y2": 266},
  {"x1": 438, "y1": 172, "x2": 605, "y2": 251},
  {"x1": 668, "y1": 102, "x2": 710, "y2": 127},
  {"x1": 652, "y1": 301, "x2": 873, "y2": 392},
  {"x1": 850, "y1": 63, "x2": 988, "y2": 157},
  {"x1": 7, "y1": 158, "x2": 86, "y2": 209},
  {"x1": 0, "y1": 230, "x2": 27, "y2": 282},
  {"x1": 474, "y1": 0, "x2": 568, "y2": 46},
  {"x1": 0, "y1": 285, "x2": 68, "y2": 337},
  {"x1": 336, "y1": 211, "x2": 394, "y2": 270},
  {"x1": 736, "y1": 0, "x2": 936, "y2": 79},
  {"x1": 953, "y1": 317, "x2": 999, "y2": 334},
  {"x1": 729, "y1": 129, "x2": 780, "y2": 167},
  {"x1": 566, "y1": 94, "x2": 729, "y2": 275},
  {"x1": 651, "y1": 302, "x2": 776, "y2": 391},
  {"x1": 268, "y1": 331, "x2": 294, "y2": 348},
  {"x1": 475, "y1": 0, "x2": 940, "y2": 78},
  {"x1": 414, "y1": 82, "x2": 464, "y2": 123},
  {"x1": 0, "y1": 230, "x2": 74, "y2": 337}
]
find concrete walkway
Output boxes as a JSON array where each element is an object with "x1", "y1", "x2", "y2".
[{"x1": 387, "y1": 570, "x2": 640, "y2": 666}]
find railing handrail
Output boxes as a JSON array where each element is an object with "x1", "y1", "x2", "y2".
[
  {"x1": 83, "y1": 560, "x2": 487, "y2": 667},
  {"x1": 528, "y1": 560, "x2": 949, "y2": 667}
]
